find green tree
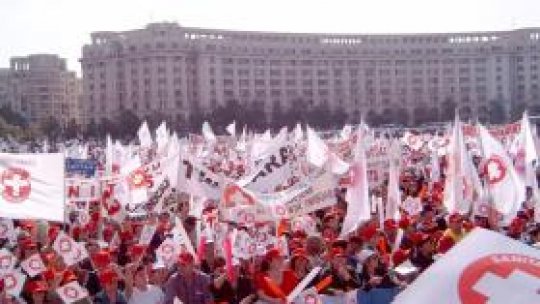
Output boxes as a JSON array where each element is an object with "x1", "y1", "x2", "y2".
[
  {"x1": 41, "y1": 116, "x2": 62, "y2": 140},
  {"x1": 64, "y1": 119, "x2": 80, "y2": 139},
  {"x1": 116, "y1": 109, "x2": 141, "y2": 139},
  {"x1": 440, "y1": 98, "x2": 457, "y2": 122},
  {"x1": 510, "y1": 102, "x2": 527, "y2": 121}
]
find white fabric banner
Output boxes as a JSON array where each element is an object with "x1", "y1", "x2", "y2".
[
  {"x1": 394, "y1": 228, "x2": 540, "y2": 304},
  {"x1": 0, "y1": 153, "x2": 65, "y2": 222},
  {"x1": 57, "y1": 281, "x2": 89, "y2": 304}
]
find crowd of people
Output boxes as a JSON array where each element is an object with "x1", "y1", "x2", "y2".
[{"x1": 0, "y1": 121, "x2": 539, "y2": 304}]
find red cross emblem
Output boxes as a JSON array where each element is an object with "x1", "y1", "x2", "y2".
[
  {"x1": 128, "y1": 169, "x2": 151, "y2": 189},
  {"x1": 0, "y1": 222, "x2": 9, "y2": 238},
  {"x1": 63, "y1": 285, "x2": 80, "y2": 299},
  {"x1": 304, "y1": 294, "x2": 317, "y2": 304},
  {"x1": 162, "y1": 244, "x2": 174, "y2": 256},
  {"x1": 28, "y1": 256, "x2": 43, "y2": 271},
  {"x1": 1, "y1": 167, "x2": 31, "y2": 203},
  {"x1": 3, "y1": 273, "x2": 17, "y2": 290},
  {"x1": 275, "y1": 205, "x2": 286, "y2": 217},
  {"x1": 484, "y1": 156, "x2": 506, "y2": 185},
  {"x1": 458, "y1": 254, "x2": 540, "y2": 304}
]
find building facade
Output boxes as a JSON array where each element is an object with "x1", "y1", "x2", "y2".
[
  {"x1": 0, "y1": 68, "x2": 10, "y2": 108},
  {"x1": 80, "y1": 23, "x2": 540, "y2": 127},
  {"x1": 6, "y1": 54, "x2": 82, "y2": 126}
]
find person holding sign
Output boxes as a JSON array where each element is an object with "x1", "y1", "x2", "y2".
[{"x1": 315, "y1": 247, "x2": 360, "y2": 296}]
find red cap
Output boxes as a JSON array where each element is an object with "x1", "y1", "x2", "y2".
[
  {"x1": 92, "y1": 250, "x2": 111, "y2": 267},
  {"x1": 328, "y1": 247, "x2": 346, "y2": 259},
  {"x1": 384, "y1": 219, "x2": 398, "y2": 231},
  {"x1": 62, "y1": 270, "x2": 78, "y2": 284},
  {"x1": 392, "y1": 249, "x2": 409, "y2": 266},
  {"x1": 178, "y1": 252, "x2": 195, "y2": 265},
  {"x1": 264, "y1": 248, "x2": 283, "y2": 262},
  {"x1": 360, "y1": 224, "x2": 377, "y2": 241},
  {"x1": 398, "y1": 216, "x2": 411, "y2": 229},
  {"x1": 98, "y1": 269, "x2": 118, "y2": 285},
  {"x1": 21, "y1": 239, "x2": 37, "y2": 250},
  {"x1": 437, "y1": 236, "x2": 455, "y2": 254},
  {"x1": 25, "y1": 280, "x2": 48, "y2": 293},
  {"x1": 42, "y1": 268, "x2": 55, "y2": 281},
  {"x1": 448, "y1": 213, "x2": 462, "y2": 224},
  {"x1": 129, "y1": 244, "x2": 146, "y2": 257},
  {"x1": 291, "y1": 248, "x2": 307, "y2": 258}
]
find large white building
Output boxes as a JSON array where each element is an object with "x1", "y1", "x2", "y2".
[
  {"x1": 3, "y1": 54, "x2": 82, "y2": 125},
  {"x1": 80, "y1": 22, "x2": 540, "y2": 127}
]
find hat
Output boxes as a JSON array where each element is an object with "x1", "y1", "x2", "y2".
[
  {"x1": 21, "y1": 239, "x2": 37, "y2": 250},
  {"x1": 398, "y1": 217, "x2": 411, "y2": 230},
  {"x1": 92, "y1": 250, "x2": 111, "y2": 268},
  {"x1": 328, "y1": 247, "x2": 346, "y2": 259},
  {"x1": 264, "y1": 248, "x2": 283, "y2": 262},
  {"x1": 129, "y1": 244, "x2": 146, "y2": 257},
  {"x1": 62, "y1": 270, "x2": 78, "y2": 284},
  {"x1": 25, "y1": 280, "x2": 48, "y2": 293},
  {"x1": 384, "y1": 219, "x2": 398, "y2": 231},
  {"x1": 437, "y1": 236, "x2": 455, "y2": 254},
  {"x1": 360, "y1": 224, "x2": 377, "y2": 241},
  {"x1": 178, "y1": 252, "x2": 195, "y2": 265},
  {"x1": 448, "y1": 213, "x2": 462, "y2": 224},
  {"x1": 42, "y1": 268, "x2": 55, "y2": 281},
  {"x1": 392, "y1": 249, "x2": 409, "y2": 266},
  {"x1": 98, "y1": 269, "x2": 118, "y2": 285}
]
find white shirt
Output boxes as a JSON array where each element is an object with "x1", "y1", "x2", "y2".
[{"x1": 128, "y1": 284, "x2": 165, "y2": 304}]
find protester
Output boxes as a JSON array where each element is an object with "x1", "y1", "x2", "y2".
[
  {"x1": 163, "y1": 252, "x2": 212, "y2": 304},
  {"x1": 0, "y1": 118, "x2": 539, "y2": 304}
]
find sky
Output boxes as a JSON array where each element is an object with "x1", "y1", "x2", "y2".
[{"x1": 1, "y1": 0, "x2": 540, "y2": 75}]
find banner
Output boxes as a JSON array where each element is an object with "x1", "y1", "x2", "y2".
[
  {"x1": 65, "y1": 158, "x2": 97, "y2": 177},
  {"x1": 240, "y1": 144, "x2": 301, "y2": 193},
  {"x1": 393, "y1": 228, "x2": 540, "y2": 304},
  {"x1": 178, "y1": 157, "x2": 225, "y2": 200},
  {"x1": 0, "y1": 153, "x2": 65, "y2": 222}
]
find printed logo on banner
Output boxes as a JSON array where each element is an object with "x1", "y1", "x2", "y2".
[
  {"x1": 484, "y1": 156, "x2": 507, "y2": 185},
  {"x1": 0, "y1": 249, "x2": 15, "y2": 273},
  {"x1": 128, "y1": 168, "x2": 151, "y2": 189},
  {"x1": 1, "y1": 167, "x2": 31, "y2": 203},
  {"x1": 63, "y1": 285, "x2": 80, "y2": 299},
  {"x1": 458, "y1": 254, "x2": 540, "y2": 304},
  {"x1": 0, "y1": 219, "x2": 12, "y2": 239}
]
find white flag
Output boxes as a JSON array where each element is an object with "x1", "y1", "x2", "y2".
[
  {"x1": 20, "y1": 253, "x2": 46, "y2": 278},
  {"x1": 226, "y1": 121, "x2": 236, "y2": 137},
  {"x1": 385, "y1": 143, "x2": 401, "y2": 221},
  {"x1": 105, "y1": 134, "x2": 113, "y2": 176},
  {"x1": 478, "y1": 124, "x2": 524, "y2": 220},
  {"x1": 307, "y1": 127, "x2": 349, "y2": 174},
  {"x1": 0, "y1": 153, "x2": 64, "y2": 222},
  {"x1": 56, "y1": 281, "x2": 89, "y2": 304},
  {"x1": 202, "y1": 121, "x2": 216, "y2": 142},
  {"x1": 157, "y1": 238, "x2": 181, "y2": 267},
  {"x1": 393, "y1": 228, "x2": 540, "y2": 304},
  {"x1": 444, "y1": 116, "x2": 483, "y2": 215},
  {"x1": 294, "y1": 123, "x2": 303, "y2": 142},
  {"x1": 155, "y1": 121, "x2": 169, "y2": 153},
  {"x1": 53, "y1": 231, "x2": 87, "y2": 266},
  {"x1": 138, "y1": 121, "x2": 153, "y2": 147},
  {"x1": 341, "y1": 132, "x2": 370, "y2": 237},
  {"x1": 139, "y1": 224, "x2": 157, "y2": 245}
]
